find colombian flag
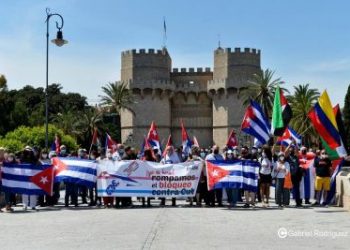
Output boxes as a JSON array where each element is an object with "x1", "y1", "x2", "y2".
[{"x1": 308, "y1": 91, "x2": 347, "y2": 158}]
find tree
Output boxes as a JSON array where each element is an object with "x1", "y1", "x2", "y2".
[
  {"x1": 239, "y1": 69, "x2": 287, "y2": 118},
  {"x1": 343, "y1": 84, "x2": 350, "y2": 146},
  {"x1": 0, "y1": 74, "x2": 7, "y2": 92},
  {"x1": 288, "y1": 84, "x2": 320, "y2": 146},
  {"x1": 100, "y1": 82, "x2": 135, "y2": 115},
  {"x1": 0, "y1": 125, "x2": 78, "y2": 152}
]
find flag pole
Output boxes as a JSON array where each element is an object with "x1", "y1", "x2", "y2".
[{"x1": 163, "y1": 16, "x2": 167, "y2": 48}]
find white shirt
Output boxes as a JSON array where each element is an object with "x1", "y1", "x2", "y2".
[
  {"x1": 260, "y1": 158, "x2": 272, "y2": 175},
  {"x1": 161, "y1": 153, "x2": 181, "y2": 164},
  {"x1": 272, "y1": 161, "x2": 290, "y2": 178}
]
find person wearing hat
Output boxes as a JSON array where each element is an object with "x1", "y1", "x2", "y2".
[{"x1": 59, "y1": 145, "x2": 68, "y2": 157}]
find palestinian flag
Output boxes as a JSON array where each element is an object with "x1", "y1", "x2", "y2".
[{"x1": 271, "y1": 86, "x2": 292, "y2": 136}]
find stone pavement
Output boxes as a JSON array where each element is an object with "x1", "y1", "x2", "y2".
[{"x1": 0, "y1": 198, "x2": 349, "y2": 250}]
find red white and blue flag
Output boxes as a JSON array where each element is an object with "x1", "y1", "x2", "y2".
[
  {"x1": 226, "y1": 129, "x2": 238, "y2": 149},
  {"x1": 146, "y1": 121, "x2": 162, "y2": 154},
  {"x1": 181, "y1": 120, "x2": 193, "y2": 156},
  {"x1": 241, "y1": 100, "x2": 271, "y2": 145},
  {"x1": 1, "y1": 163, "x2": 54, "y2": 195},
  {"x1": 277, "y1": 126, "x2": 302, "y2": 147},
  {"x1": 53, "y1": 157, "x2": 97, "y2": 187},
  {"x1": 162, "y1": 135, "x2": 173, "y2": 157},
  {"x1": 105, "y1": 133, "x2": 118, "y2": 153},
  {"x1": 206, "y1": 160, "x2": 260, "y2": 192}
]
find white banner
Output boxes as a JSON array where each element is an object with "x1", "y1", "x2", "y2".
[{"x1": 97, "y1": 160, "x2": 202, "y2": 197}]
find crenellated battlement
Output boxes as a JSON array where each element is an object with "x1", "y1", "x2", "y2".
[
  {"x1": 122, "y1": 48, "x2": 168, "y2": 56},
  {"x1": 215, "y1": 47, "x2": 260, "y2": 55},
  {"x1": 171, "y1": 67, "x2": 212, "y2": 73}
]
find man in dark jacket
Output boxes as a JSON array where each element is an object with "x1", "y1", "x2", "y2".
[{"x1": 287, "y1": 146, "x2": 304, "y2": 207}]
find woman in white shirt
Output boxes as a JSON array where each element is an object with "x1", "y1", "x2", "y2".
[
  {"x1": 272, "y1": 152, "x2": 290, "y2": 208},
  {"x1": 259, "y1": 146, "x2": 273, "y2": 207}
]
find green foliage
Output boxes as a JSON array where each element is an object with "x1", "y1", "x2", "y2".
[
  {"x1": 100, "y1": 82, "x2": 135, "y2": 115},
  {"x1": 239, "y1": 69, "x2": 287, "y2": 118},
  {"x1": 287, "y1": 84, "x2": 320, "y2": 146},
  {"x1": 0, "y1": 125, "x2": 78, "y2": 152},
  {"x1": 343, "y1": 84, "x2": 350, "y2": 146}
]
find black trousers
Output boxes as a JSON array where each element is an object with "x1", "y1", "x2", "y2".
[
  {"x1": 208, "y1": 189, "x2": 222, "y2": 206},
  {"x1": 292, "y1": 177, "x2": 301, "y2": 206}
]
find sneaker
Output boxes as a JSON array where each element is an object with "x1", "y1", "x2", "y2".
[{"x1": 243, "y1": 203, "x2": 250, "y2": 208}]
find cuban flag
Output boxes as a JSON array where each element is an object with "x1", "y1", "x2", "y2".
[
  {"x1": 241, "y1": 100, "x2": 271, "y2": 145},
  {"x1": 1, "y1": 163, "x2": 54, "y2": 195},
  {"x1": 206, "y1": 160, "x2": 260, "y2": 192},
  {"x1": 53, "y1": 158, "x2": 97, "y2": 187},
  {"x1": 193, "y1": 136, "x2": 200, "y2": 148},
  {"x1": 105, "y1": 133, "x2": 118, "y2": 153},
  {"x1": 146, "y1": 121, "x2": 162, "y2": 154},
  {"x1": 181, "y1": 120, "x2": 192, "y2": 156},
  {"x1": 277, "y1": 126, "x2": 302, "y2": 147}
]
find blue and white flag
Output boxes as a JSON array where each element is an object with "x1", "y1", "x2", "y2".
[
  {"x1": 1, "y1": 163, "x2": 51, "y2": 195},
  {"x1": 53, "y1": 158, "x2": 97, "y2": 187},
  {"x1": 241, "y1": 100, "x2": 271, "y2": 145},
  {"x1": 206, "y1": 160, "x2": 260, "y2": 192}
]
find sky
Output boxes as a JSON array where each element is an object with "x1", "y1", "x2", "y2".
[{"x1": 0, "y1": 0, "x2": 350, "y2": 106}]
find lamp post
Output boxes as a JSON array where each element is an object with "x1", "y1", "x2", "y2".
[{"x1": 45, "y1": 8, "x2": 68, "y2": 149}]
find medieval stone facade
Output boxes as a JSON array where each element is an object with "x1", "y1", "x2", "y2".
[{"x1": 119, "y1": 47, "x2": 261, "y2": 149}]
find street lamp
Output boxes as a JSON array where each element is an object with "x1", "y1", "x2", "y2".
[{"x1": 45, "y1": 8, "x2": 68, "y2": 149}]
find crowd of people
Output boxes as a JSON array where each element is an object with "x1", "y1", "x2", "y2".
[{"x1": 0, "y1": 141, "x2": 338, "y2": 213}]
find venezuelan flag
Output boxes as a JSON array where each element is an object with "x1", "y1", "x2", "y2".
[{"x1": 308, "y1": 91, "x2": 347, "y2": 157}]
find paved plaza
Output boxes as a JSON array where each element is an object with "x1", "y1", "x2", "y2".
[{"x1": 1, "y1": 198, "x2": 349, "y2": 250}]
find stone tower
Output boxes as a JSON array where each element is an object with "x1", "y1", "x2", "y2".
[
  {"x1": 209, "y1": 47, "x2": 261, "y2": 147},
  {"x1": 119, "y1": 47, "x2": 261, "y2": 149},
  {"x1": 120, "y1": 48, "x2": 173, "y2": 146}
]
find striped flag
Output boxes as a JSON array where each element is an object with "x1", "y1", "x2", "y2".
[
  {"x1": 206, "y1": 160, "x2": 260, "y2": 192},
  {"x1": 277, "y1": 126, "x2": 301, "y2": 147},
  {"x1": 308, "y1": 91, "x2": 347, "y2": 157},
  {"x1": 241, "y1": 99, "x2": 271, "y2": 144},
  {"x1": 271, "y1": 86, "x2": 292, "y2": 136},
  {"x1": 53, "y1": 158, "x2": 97, "y2": 187},
  {"x1": 1, "y1": 163, "x2": 53, "y2": 195},
  {"x1": 181, "y1": 120, "x2": 193, "y2": 156}
]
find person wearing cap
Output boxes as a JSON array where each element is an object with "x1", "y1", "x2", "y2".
[
  {"x1": 205, "y1": 145, "x2": 224, "y2": 207},
  {"x1": 59, "y1": 145, "x2": 68, "y2": 157},
  {"x1": 272, "y1": 151, "x2": 290, "y2": 208}
]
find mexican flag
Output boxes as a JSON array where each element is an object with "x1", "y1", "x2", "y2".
[{"x1": 271, "y1": 86, "x2": 292, "y2": 136}]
